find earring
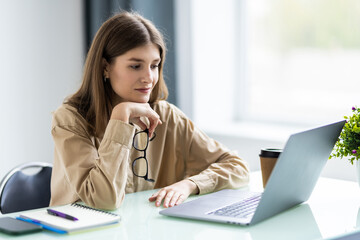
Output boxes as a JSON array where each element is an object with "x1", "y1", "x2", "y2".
[{"x1": 103, "y1": 76, "x2": 107, "y2": 82}]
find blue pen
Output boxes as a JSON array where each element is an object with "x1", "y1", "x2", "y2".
[{"x1": 16, "y1": 217, "x2": 67, "y2": 234}]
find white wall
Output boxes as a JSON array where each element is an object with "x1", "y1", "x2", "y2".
[{"x1": 0, "y1": 1, "x2": 84, "y2": 178}]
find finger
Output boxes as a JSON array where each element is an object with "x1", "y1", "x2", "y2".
[
  {"x1": 169, "y1": 192, "x2": 181, "y2": 207},
  {"x1": 148, "y1": 191, "x2": 160, "y2": 202},
  {"x1": 148, "y1": 118, "x2": 162, "y2": 138},
  {"x1": 155, "y1": 189, "x2": 167, "y2": 207},
  {"x1": 130, "y1": 118, "x2": 147, "y2": 130},
  {"x1": 146, "y1": 110, "x2": 160, "y2": 126},
  {"x1": 163, "y1": 191, "x2": 175, "y2": 208},
  {"x1": 175, "y1": 194, "x2": 186, "y2": 206},
  {"x1": 148, "y1": 118, "x2": 159, "y2": 134}
]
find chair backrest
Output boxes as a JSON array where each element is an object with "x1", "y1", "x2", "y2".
[{"x1": 0, "y1": 162, "x2": 52, "y2": 214}]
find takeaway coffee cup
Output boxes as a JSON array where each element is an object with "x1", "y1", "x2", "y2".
[{"x1": 259, "y1": 148, "x2": 282, "y2": 188}]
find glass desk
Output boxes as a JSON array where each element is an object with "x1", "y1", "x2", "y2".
[{"x1": 1, "y1": 172, "x2": 359, "y2": 240}]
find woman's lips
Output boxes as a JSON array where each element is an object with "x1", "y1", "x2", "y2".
[{"x1": 135, "y1": 88, "x2": 151, "y2": 93}]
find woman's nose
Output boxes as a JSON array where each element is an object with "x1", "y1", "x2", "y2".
[{"x1": 141, "y1": 67, "x2": 153, "y2": 83}]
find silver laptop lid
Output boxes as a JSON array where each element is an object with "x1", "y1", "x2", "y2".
[{"x1": 251, "y1": 120, "x2": 345, "y2": 224}]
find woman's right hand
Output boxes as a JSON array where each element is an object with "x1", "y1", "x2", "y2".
[{"x1": 110, "y1": 102, "x2": 161, "y2": 137}]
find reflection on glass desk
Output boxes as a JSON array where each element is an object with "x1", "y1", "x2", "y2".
[{"x1": 1, "y1": 171, "x2": 360, "y2": 240}]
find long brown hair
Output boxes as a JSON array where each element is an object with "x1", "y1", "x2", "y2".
[{"x1": 66, "y1": 11, "x2": 168, "y2": 137}]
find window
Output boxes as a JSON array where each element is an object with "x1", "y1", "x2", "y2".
[
  {"x1": 245, "y1": 0, "x2": 360, "y2": 125},
  {"x1": 185, "y1": 0, "x2": 360, "y2": 129}
]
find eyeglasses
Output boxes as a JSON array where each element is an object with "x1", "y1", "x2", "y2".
[{"x1": 132, "y1": 129, "x2": 156, "y2": 182}]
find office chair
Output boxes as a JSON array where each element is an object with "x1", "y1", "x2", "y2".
[{"x1": 0, "y1": 162, "x2": 52, "y2": 214}]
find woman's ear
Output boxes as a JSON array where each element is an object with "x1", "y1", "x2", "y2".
[{"x1": 102, "y1": 58, "x2": 109, "y2": 77}]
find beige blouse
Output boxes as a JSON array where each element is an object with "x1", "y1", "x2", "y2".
[{"x1": 50, "y1": 101, "x2": 249, "y2": 209}]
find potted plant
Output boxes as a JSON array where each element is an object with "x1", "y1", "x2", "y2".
[
  {"x1": 330, "y1": 106, "x2": 360, "y2": 164},
  {"x1": 330, "y1": 106, "x2": 360, "y2": 186}
]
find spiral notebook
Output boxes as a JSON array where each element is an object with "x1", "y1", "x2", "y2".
[{"x1": 18, "y1": 203, "x2": 121, "y2": 233}]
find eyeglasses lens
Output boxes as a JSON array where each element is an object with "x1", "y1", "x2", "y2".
[
  {"x1": 133, "y1": 131, "x2": 149, "y2": 151},
  {"x1": 133, "y1": 157, "x2": 147, "y2": 177}
]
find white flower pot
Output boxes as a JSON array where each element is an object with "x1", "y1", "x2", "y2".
[{"x1": 357, "y1": 160, "x2": 360, "y2": 188}]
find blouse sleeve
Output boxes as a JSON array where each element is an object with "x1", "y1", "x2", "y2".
[
  {"x1": 184, "y1": 120, "x2": 250, "y2": 195},
  {"x1": 51, "y1": 112, "x2": 135, "y2": 210}
]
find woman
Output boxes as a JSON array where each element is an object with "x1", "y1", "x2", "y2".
[{"x1": 50, "y1": 11, "x2": 249, "y2": 210}]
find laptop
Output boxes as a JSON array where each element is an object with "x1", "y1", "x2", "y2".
[{"x1": 160, "y1": 120, "x2": 345, "y2": 225}]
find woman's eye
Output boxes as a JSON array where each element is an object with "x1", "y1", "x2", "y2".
[
  {"x1": 130, "y1": 65, "x2": 140, "y2": 70},
  {"x1": 151, "y1": 64, "x2": 159, "y2": 69}
]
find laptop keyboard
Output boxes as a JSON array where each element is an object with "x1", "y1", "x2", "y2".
[{"x1": 211, "y1": 193, "x2": 262, "y2": 219}]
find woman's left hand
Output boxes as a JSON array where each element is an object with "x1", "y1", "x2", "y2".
[{"x1": 149, "y1": 180, "x2": 199, "y2": 208}]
